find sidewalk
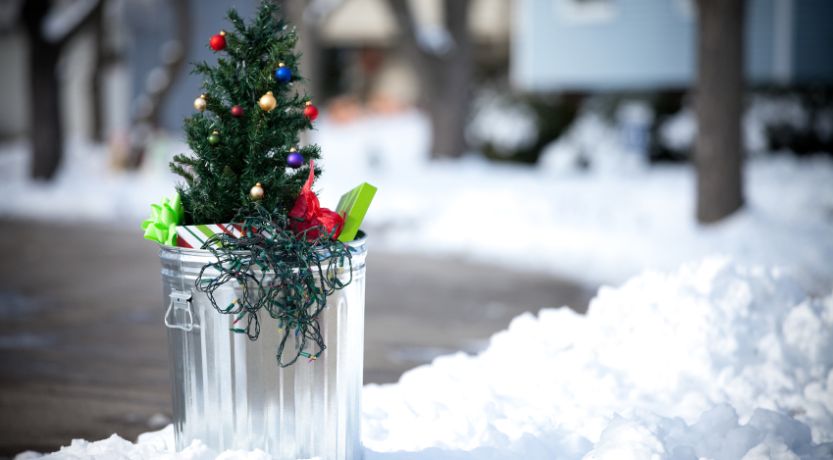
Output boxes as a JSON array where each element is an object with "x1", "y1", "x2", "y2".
[{"x1": 0, "y1": 219, "x2": 591, "y2": 455}]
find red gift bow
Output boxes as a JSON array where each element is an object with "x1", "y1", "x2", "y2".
[{"x1": 289, "y1": 160, "x2": 344, "y2": 240}]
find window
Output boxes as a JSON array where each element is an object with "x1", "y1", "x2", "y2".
[{"x1": 555, "y1": 0, "x2": 617, "y2": 24}]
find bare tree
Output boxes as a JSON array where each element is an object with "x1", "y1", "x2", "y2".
[
  {"x1": 21, "y1": 0, "x2": 101, "y2": 180},
  {"x1": 90, "y1": 3, "x2": 107, "y2": 142},
  {"x1": 386, "y1": 0, "x2": 473, "y2": 158},
  {"x1": 694, "y1": 0, "x2": 745, "y2": 223},
  {"x1": 126, "y1": 0, "x2": 190, "y2": 169}
]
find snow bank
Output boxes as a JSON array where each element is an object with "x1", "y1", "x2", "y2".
[
  {"x1": 19, "y1": 258, "x2": 833, "y2": 459},
  {"x1": 362, "y1": 258, "x2": 833, "y2": 459}
]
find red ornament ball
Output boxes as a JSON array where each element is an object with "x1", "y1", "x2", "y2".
[
  {"x1": 209, "y1": 31, "x2": 226, "y2": 51},
  {"x1": 303, "y1": 102, "x2": 319, "y2": 121},
  {"x1": 230, "y1": 105, "x2": 244, "y2": 118}
]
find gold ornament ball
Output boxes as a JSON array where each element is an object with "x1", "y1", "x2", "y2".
[
  {"x1": 250, "y1": 182, "x2": 265, "y2": 201},
  {"x1": 194, "y1": 94, "x2": 207, "y2": 112},
  {"x1": 258, "y1": 91, "x2": 277, "y2": 112}
]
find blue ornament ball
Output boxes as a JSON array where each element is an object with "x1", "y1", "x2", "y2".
[
  {"x1": 275, "y1": 66, "x2": 292, "y2": 83},
  {"x1": 287, "y1": 151, "x2": 304, "y2": 168}
]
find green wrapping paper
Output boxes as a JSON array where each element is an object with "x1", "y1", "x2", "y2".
[{"x1": 336, "y1": 182, "x2": 377, "y2": 242}]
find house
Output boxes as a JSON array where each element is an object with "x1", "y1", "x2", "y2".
[
  {"x1": 511, "y1": 0, "x2": 833, "y2": 92},
  {"x1": 0, "y1": 0, "x2": 513, "y2": 140},
  {"x1": 125, "y1": 0, "x2": 512, "y2": 130},
  {"x1": 315, "y1": 0, "x2": 511, "y2": 110}
]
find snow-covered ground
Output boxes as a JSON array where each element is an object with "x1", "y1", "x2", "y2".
[
  {"x1": 3, "y1": 109, "x2": 833, "y2": 458},
  {"x1": 18, "y1": 258, "x2": 833, "y2": 459},
  {"x1": 312, "y1": 111, "x2": 833, "y2": 294},
  {"x1": 362, "y1": 258, "x2": 833, "y2": 458},
  {"x1": 1, "y1": 110, "x2": 832, "y2": 293}
]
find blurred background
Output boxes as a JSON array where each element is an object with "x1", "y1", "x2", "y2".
[{"x1": 0, "y1": 0, "x2": 832, "y2": 455}]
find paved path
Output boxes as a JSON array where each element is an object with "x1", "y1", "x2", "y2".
[{"x1": 0, "y1": 220, "x2": 591, "y2": 456}]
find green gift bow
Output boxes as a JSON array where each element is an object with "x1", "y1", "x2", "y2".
[{"x1": 141, "y1": 193, "x2": 184, "y2": 246}]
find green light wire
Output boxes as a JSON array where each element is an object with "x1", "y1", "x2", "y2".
[{"x1": 195, "y1": 205, "x2": 353, "y2": 367}]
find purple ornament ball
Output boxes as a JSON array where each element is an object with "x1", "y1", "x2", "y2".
[{"x1": 287, "y1": 151, "x2": 304, "y2": 168}]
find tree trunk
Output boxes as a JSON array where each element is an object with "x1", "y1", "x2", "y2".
[
  {"x1": 694, "y1": 0, "x2": 745, "y2": 223},
  {"x1": 22, "y1": 0, "x2": 103, "y2": 180},
  {"x1": 28, "y1": 45, "x2": 63, "y2": 180},
  {"x1": 426, "y1": 62, "x2": 470, "y2": 158},
  {"x1": 386, "y1": 0, "x2": 472, "y2": 159},
  {"x1": 91, "y1": 4, "x2": 105, "y2": 142},
  {"x1": 430, "y1": 0, "x2": 472, "y2": 158},
  {"x1": 23, "y1": 0, "x2": 63, "y2": 180}
]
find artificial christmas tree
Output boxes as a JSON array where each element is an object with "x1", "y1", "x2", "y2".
[
  {"x1": 172, "y1": 2, "x2": 323, "y2": 227},
  {"x1": 142, "y1": 2, "x2": 375, "y2": 457}
]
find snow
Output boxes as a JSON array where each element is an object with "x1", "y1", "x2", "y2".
[
  {"x1": 659, "y1": 106, "x2": 696, "y2": 152},
  {"x1": 42, "y1": 0, "x2": 101, "y2": 43},
  {"x1": 361, "y1": 259, "x2": 833, "y2": 455},
  {"x1": 313, "y1": 111, "x2": 833, "y2": 295},
  {"x1": 415, "y1": 23, "x2": 454, "y2": 56},
  {"x1": 538, "y1": 109, "x2": 640, "y2": 172},
  {"x1": 656, "y1": 93, "x2": 832, "y2": 156},
  {"x1": 2, "y1": 110, "x2": 832, "y2": 295},
  {"x1": 14, "y1": 426, "x2": 272, "y2": 460},
  {"x1": 0, "y1": 137, "x2": 177, "y2": 223},
  {"x1": 3, "y1": 107, "x2": 833, "y2": 457},
  {"x1": 467, "y1": 89, "x2": 538, "y2": 154},
  {"x1": 18, "y1": 258, "x2": 833, "y2": 459}
]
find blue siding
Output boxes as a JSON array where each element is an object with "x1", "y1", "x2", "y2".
[
  {"x1": 746, "y1": 0, "x2": 776, "y2": 83},
  {"x1": 793, "y1": 0, "x2": 833, "y2": 82},
  {"x1": 513, "y1": 0, "x2": 697, "y2": 91},
  {"x1": 512, "y1": 0, "x2": 833, "y2": 91}
]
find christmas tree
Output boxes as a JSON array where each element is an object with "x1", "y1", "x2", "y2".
[
  {"x1": 172, "y1": 0, "x2": 321, "y2": 225},
  {"x1": 142, "y1": 0, "x2": 375, "y2": 367}
]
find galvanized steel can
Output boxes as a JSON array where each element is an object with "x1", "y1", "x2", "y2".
[{"x1": 159, "y1": 234, "x2": 367, "y2": 459}]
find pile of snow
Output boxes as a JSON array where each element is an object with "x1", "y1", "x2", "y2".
[
  {"x1": 14, "y1": 426, "x2": 272, "y2": 460},
  {"x1": 362, "y1": 258, "x2": 833, "y2": 458},
  {"x1": 537, "y1": 109, "x2": 646, "y2": 173},
  {"x1": 659, "y1": 106, "x2": 696, "y2": 153},
  {"x1": 20, "y1": 258, "x2": 833, "y2": 459},
  {"x1": 2, "y1": 110, "x2": 833, "y2": 293},
  {"x1": 467, "y1": 89, "x2": 538, "y2": 155}
]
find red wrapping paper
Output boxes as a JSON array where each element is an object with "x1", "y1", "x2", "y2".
[{"x1": 289, "y1": 160, "x2": 344, "y2": 240}]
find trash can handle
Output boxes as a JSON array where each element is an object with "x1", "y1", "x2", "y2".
[{"x1": 165, "y1": 290, "x2": 195, "y2": 331}]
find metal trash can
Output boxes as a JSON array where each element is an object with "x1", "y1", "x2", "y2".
[{"x1": 159, "y1": 234, "x2": 367, "y2": 459}]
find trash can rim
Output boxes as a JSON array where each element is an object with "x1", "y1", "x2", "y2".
[{"x1": 158, "y1": 230, "x2": 368, "y2": 257}]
